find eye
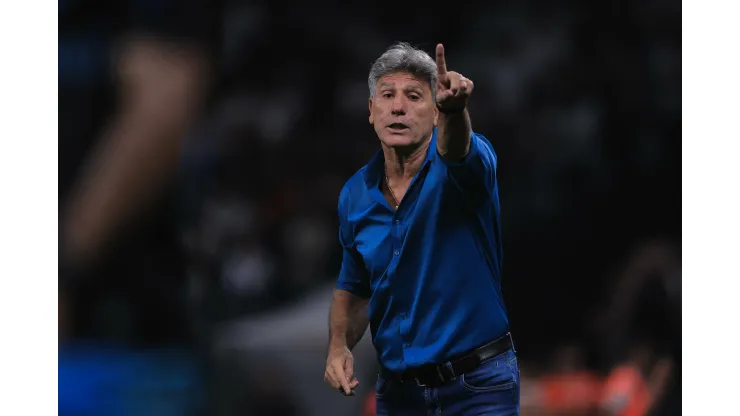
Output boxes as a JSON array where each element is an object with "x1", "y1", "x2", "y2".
[
  {"x1": 382, "y1": 92, "x2": 393, "y2": 99},
  {"x1": 408, "y1": 94, "x2": 420, "y2": 101}
]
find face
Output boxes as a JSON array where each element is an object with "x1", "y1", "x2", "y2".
[{"x1": 369, "y1": 71, "x2": 438, "y2": 150}]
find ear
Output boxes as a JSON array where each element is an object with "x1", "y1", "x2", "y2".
[
  {"x1": 368, "y1": 98, "x2": 374, "y2": 125},
  {"x1": 433, "y1": 104, "x2": 439, "y2": 127}
]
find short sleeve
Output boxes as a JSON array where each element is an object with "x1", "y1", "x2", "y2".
[
  {"x1": 439, "y1": 132, "x2": 498, "y2": 195},
  {"x1": 335, "y1": 186, "x2": 371, "y2": 298}
]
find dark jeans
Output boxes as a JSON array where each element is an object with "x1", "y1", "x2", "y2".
[{"x1": 375, "y1": 349, "x2": 520, "y2": 416}]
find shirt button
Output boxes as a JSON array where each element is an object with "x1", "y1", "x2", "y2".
[
  {"x1": 395, "y1": 220, "x2": 400, "y2": 224},
  {"x1": 394, "y1": 250, "x2": 400, "y2": 256}
]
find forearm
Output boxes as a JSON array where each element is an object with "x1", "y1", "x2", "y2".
[
  {"x1": 62, "y1": 39, "x2": 207, "y2": 267},
  {"x1": 62, "y1": 106, "x2": 191, "y2": 265},
  {"x1": 329, "y1": 289, "x2": 370, "y2": 351},
  {"x1": 436, "y1": 109, "x2": 472, "y2": 161}
]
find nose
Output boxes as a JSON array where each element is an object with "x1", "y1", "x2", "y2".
[{"x1": 391, "y1": 95, "x2": 406, "y2": 115}]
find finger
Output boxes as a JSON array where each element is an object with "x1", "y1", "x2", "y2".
[
  {"x1": 347, "y1": 368, "x2": 359, "y2": 389},
  {"x1": 436, "y1": 43, "x2": 447, "y2": 75},
  {"x1": 437, "y1": 72, "x2": 450, "y2": 89},
  {"x1": 332, "y1": 362, "x2": 352, "y2": 394},
  {"x1": 458, "y1": 79, "x2": 467, "y2": 96},
  {"x1": 339, "y1": 386, "x2": 356, "y2": 396},
  {"x1": 458, "y1": 78, "x2": 473, "y2": 96},
  {"x1": 344, "y1": 357, "x2": 355, "y2": 382},
  {"x1": 448, "y1": 74, "x2": 461, "y2": 95},
  {"x1": 327, "y1": 367, "x2": 345, "y2": 390},
  {"x1": 437, "y1": 89, "x2": 453, "y2": 103},
  {"x1": 325, "y1": 369, "x2": 340, "y2": 390},
  {"x1": 465, "y1": 79, "x2": 474, "y2": 94}
]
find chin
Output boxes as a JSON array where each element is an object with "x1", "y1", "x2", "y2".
[{"x1": 380, "y1": 132, "x2": 422, "y2": 149}]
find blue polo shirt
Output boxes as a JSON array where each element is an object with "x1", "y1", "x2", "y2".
[{"x1": 336, "y1": 128, "x2": 509, "y2": 372}]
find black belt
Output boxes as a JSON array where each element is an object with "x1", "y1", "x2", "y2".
[{"x1": 380, "y1": 332, "x2": 514, "y2": 387}]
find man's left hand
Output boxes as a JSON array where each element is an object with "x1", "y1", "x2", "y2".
[{"x1": 435, "y1": 43, "x2": 474, "y2": 113}]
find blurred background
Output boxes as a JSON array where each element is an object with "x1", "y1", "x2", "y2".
[{"x1": 58, "y1": 0, "x2": 681, "y2": 415}]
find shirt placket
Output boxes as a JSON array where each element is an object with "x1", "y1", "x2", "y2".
[{"x1": 389, "y1": 214, "x2": 413, "y2": 360}]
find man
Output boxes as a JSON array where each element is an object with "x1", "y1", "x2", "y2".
[{"x1": 324, "y1": 42, "x2": 519, "y2": 415}]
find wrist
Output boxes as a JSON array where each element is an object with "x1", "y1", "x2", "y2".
[
  {"x1": 437, "y1": 104, "x2": 467, "y2": 115},
  {"x1": 329, "y1": 337, "x2": 349, "y2": 351}
]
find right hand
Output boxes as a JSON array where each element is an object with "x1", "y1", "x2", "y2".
[{"x1": 324, "y1": 345, "x2": 359, "y2": 396}]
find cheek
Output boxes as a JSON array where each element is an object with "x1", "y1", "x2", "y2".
[
  {"x1": 372, "y1": 105, "x2": 387, "y2": 118},
  {"x1": 416, "y1": 108, "x2": 436, "y2": 123}
]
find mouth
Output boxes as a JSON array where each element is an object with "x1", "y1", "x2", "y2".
[{"x1": 387, "y1": 122, "x2": 410, "y2": 132}]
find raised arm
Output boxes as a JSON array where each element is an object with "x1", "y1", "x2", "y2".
[
  {"x1": 433, "y1": 44, "x2": 498, "y2": 199},
  {"x1": 434, "y1": 43, "x2": 474, "y2": 162}
]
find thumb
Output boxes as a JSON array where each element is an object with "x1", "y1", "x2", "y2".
[
  {"x1": 350, "y1": 378, "x2": 360, "y2": 389},
  {"x1": 345, "y1": 358, "x2": 360, "y2": 389}
]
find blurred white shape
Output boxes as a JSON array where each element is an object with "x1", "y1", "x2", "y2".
[
  {"x1": 221, "y1": 247, "x2": 275, "y2": 296},
  {"x1": 212, "y1": 283, "x2": 377, "y2": 416}
]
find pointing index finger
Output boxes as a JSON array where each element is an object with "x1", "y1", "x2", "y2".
[{"x1": 436, "y1": 43, "x2": 447, "y2": 75}]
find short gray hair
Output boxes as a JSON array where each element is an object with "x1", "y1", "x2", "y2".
[{"x1": 368, "y1": 42, "x2": 438, "y2": 102}]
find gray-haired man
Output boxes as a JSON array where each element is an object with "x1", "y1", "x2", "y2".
[{"x1": 324, "y1": 42, "x2": 519, "y2": 415}]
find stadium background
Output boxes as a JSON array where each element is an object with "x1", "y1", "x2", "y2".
[{"x1": 58, "y1": 0, "x2": 681, "y2": 414}]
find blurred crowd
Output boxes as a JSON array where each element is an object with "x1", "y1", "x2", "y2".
[{"x1": 59, "y1": 0, "x2": 680, "y2": 415}]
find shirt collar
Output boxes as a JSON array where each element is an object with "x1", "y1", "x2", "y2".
[{"x1": 363, "y1": 127, "x2": 438, "y2": 189}]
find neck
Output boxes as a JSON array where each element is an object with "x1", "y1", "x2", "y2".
[{"x1": 382, "y1": 133, "x2": 432, "y2": 180}]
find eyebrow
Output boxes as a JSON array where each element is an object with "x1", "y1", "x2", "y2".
[{"x1": 378, "y1": 82, "x2": 424, "y2": 92}]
